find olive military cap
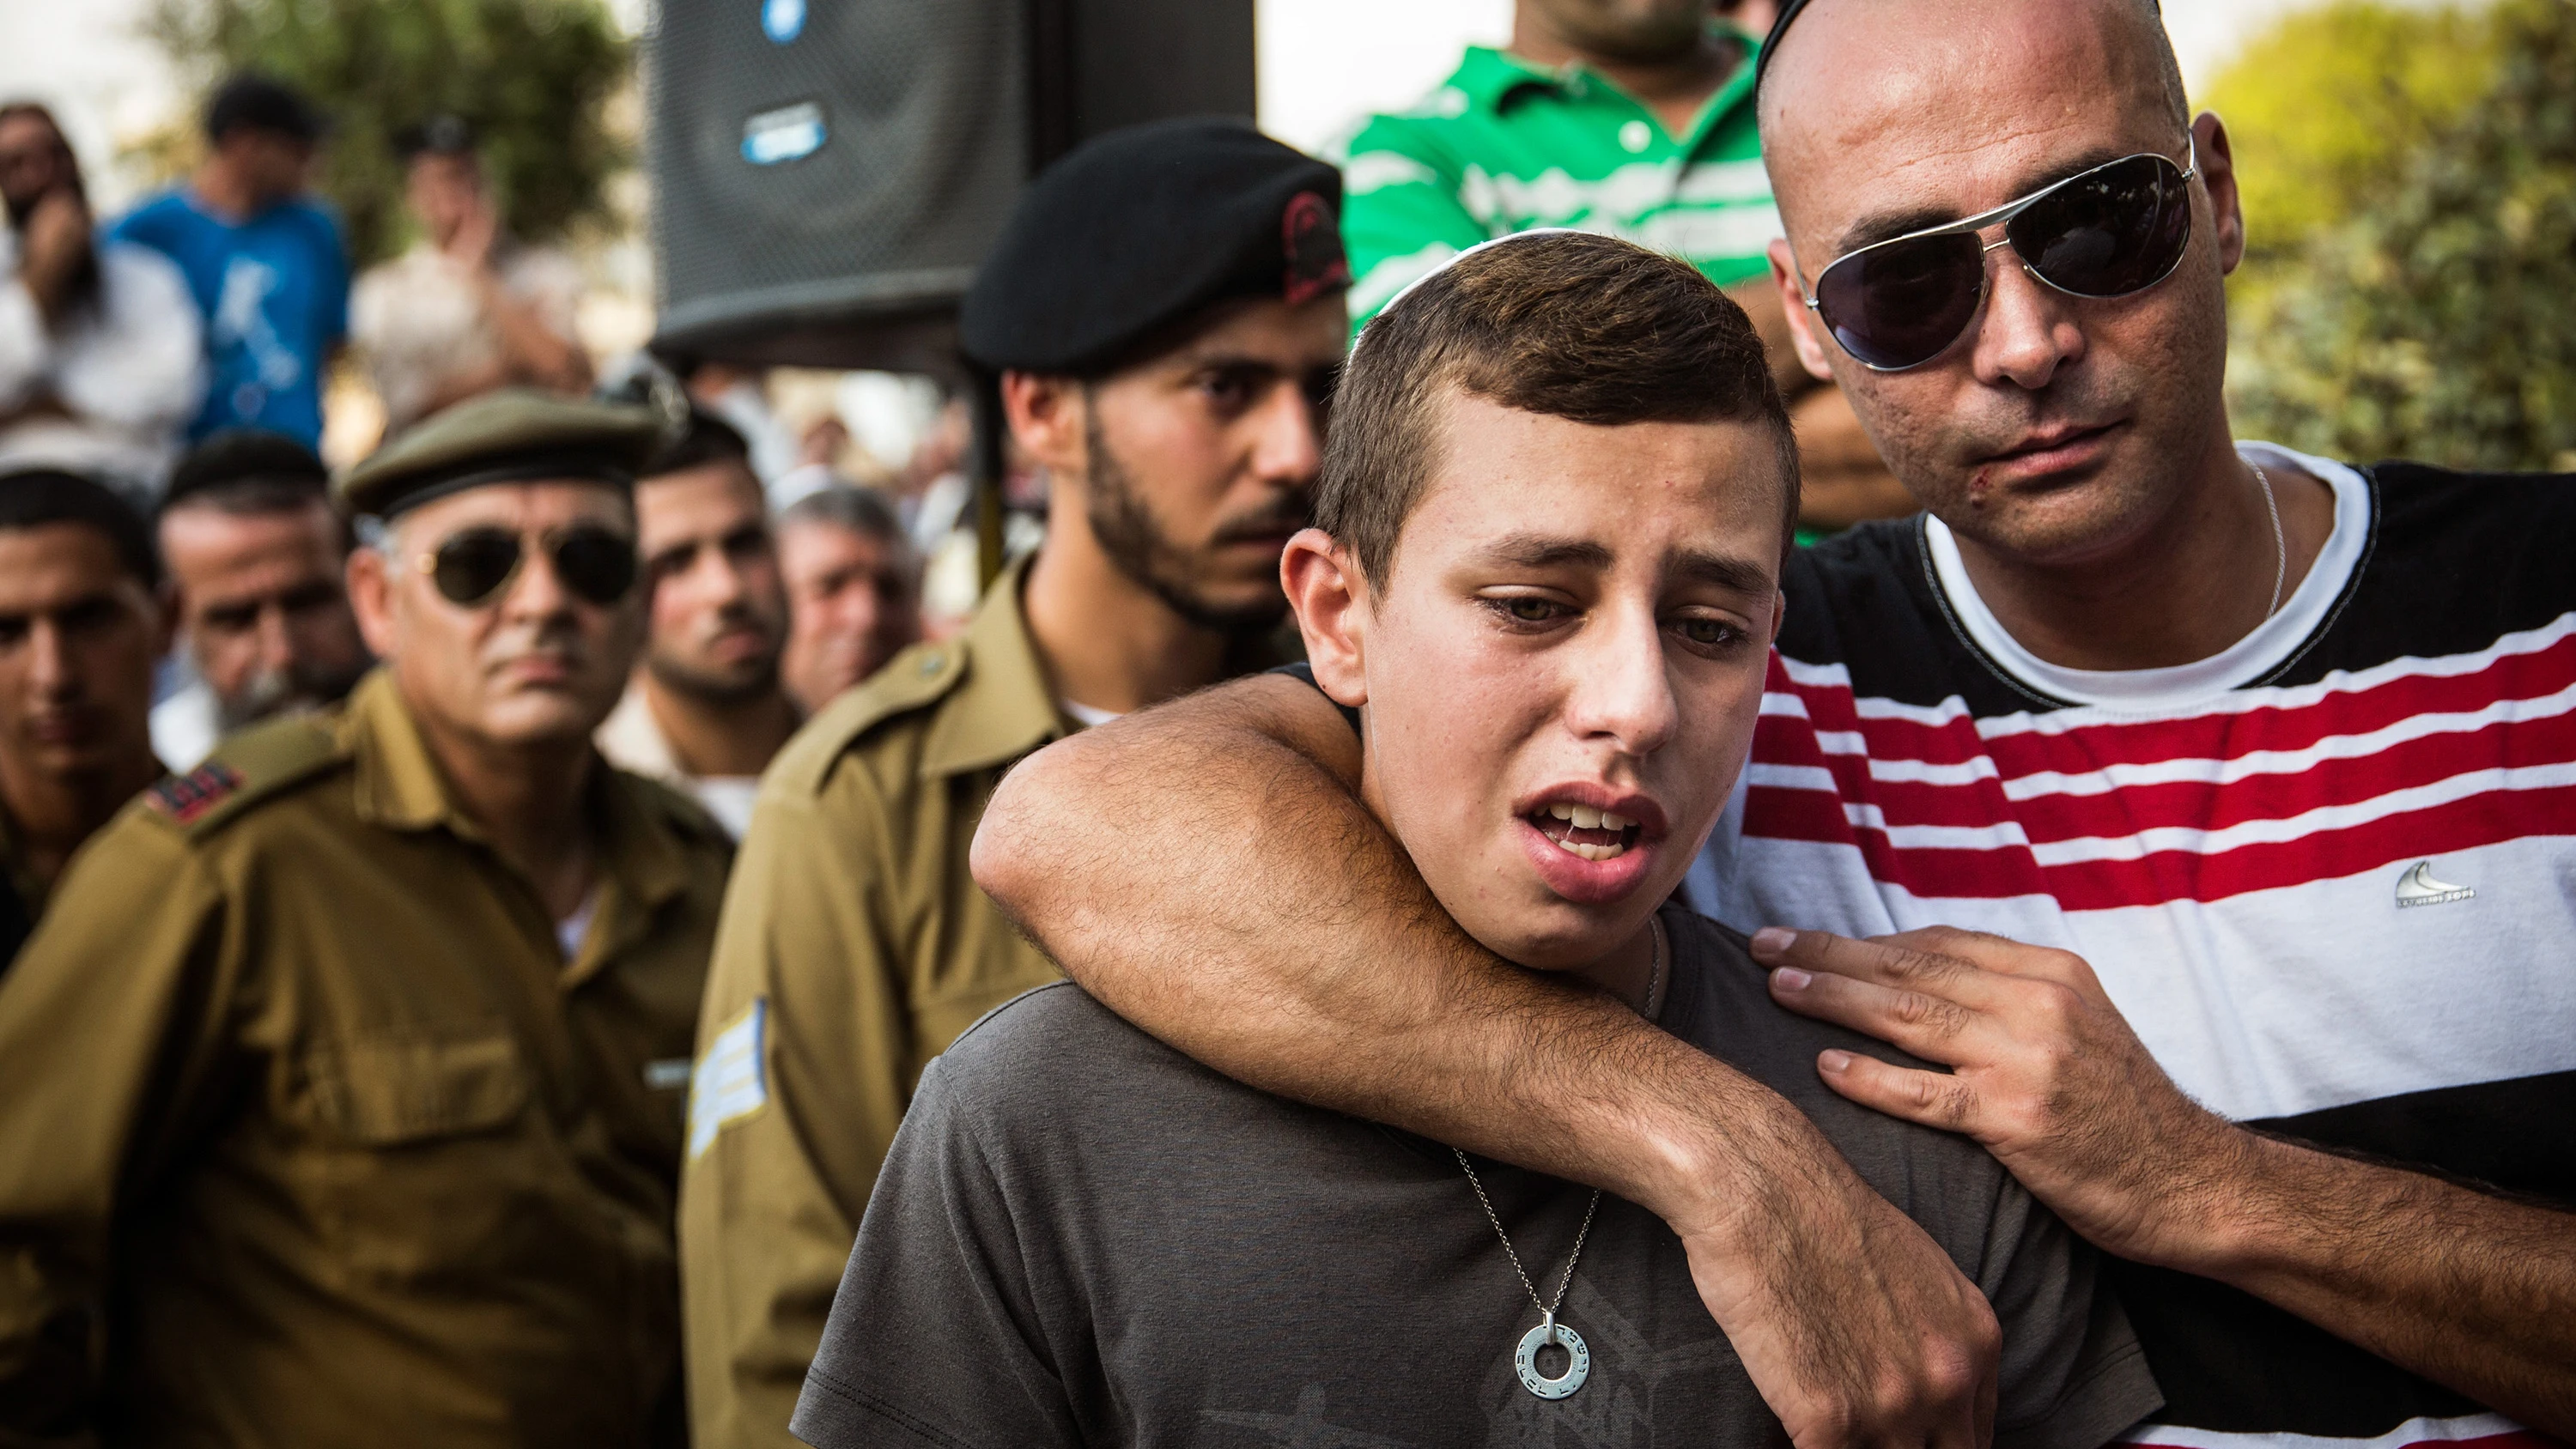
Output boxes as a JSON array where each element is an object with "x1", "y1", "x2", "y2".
[{"x1": 337, "y1": 389, "x2": 666, "y2": 520}]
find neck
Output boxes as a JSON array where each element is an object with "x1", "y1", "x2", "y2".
[
  {"x1": 1573, "y1": 914, "x2": 1662, "y2": 1016},
  {"x1": 639, "y1": 671, "x2": 799, "y2": 779},
  {"x1": 0, "y1": 746, "x2": 161, "y2": 889},
  {"x1": 1950, "y1": 433, "x2": 2339, "y2": 672},
  {"x1": 415, "y1": 713, "x2": 598, "y2": 919},
  {"x1": 1022, "y1": 523, "x2": 1244, "y2": 720},
  {"x1": 189, "y1": 160, "x2": 259, "y2": 222},
  {"x1": 1509, "y1": 3, "x2": 1742, "y2": 136}
]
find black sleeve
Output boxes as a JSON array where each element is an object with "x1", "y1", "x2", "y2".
[
  {"x1": 1983, "y1": 1177, "x2": 2166, "y2": 1449},
  {"x1": 1265, "y1": 662, "x2": 1363, "y2": 738},
  {"x1": 791, "y1": 1059, "x2": 1082, "y2": 1449}
]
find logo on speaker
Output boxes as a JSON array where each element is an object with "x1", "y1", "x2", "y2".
[
  {"x1": 1280, "y1": 191, "x2": 1349, "y2": 307},
  {"x1": 743, "y1": 101, "x2": 826, "y2": 166},
  {"x1": 762, "y1": 0, "x2": 805, "y2": 43}
]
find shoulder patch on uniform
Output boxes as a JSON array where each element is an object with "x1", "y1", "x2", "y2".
[
  {"x1": 686, "y1": 997, "x2": 769, "y2": 1161},
  {"x1": 773, "y1": 639, "x2": 970, "y2": 795},
  {"x1": 140, "y1": 714, "x2": 349, "y2": 838},
  {"x1": 145, "y1": 762, "x2": 244, "y2": 824}
]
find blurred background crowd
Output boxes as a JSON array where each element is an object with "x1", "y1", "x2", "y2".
[{"x1": 0, "y1": 0, "x2": 2567, "y2": 1440}]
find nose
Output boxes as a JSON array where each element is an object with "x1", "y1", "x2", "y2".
[
  {"x1": 24, "y1": 618, "x2": 72, "y2": 700},
  {"x1": 254, "y1": 601, "x2": 299, "y2": 672},
  {"x1": 499, "y1": 538, "x2": 577, "y2": 620},
  {"x1": 1967, "y1": 242, "x2": 2087, "y2": 391},
  {"x1": 1247, "y1": 379, "x2": 1325, "y2": 488},
  {"x1": 1563, "y1": 604, "x2": 1677, "y2": 759}
]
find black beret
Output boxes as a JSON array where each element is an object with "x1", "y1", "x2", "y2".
[
  {"x1": 163, "y1": 428, "x2": 328, "y2": 512},
  {"x1": 337, "y1": 390, "x2": 665, "y2": 521},
  {"x1": 960, "y1": 118, "x2": 1350, "y2": 376}
]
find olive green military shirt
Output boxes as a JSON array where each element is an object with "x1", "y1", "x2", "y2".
[
  {"x1": 679, "y1": 558, "x2": 1073, "y2": 1449},
  {"x1": 0, "y1": 670, "x2": 732, "y2": 1446}
]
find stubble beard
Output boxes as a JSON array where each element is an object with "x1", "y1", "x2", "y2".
[{"x1": 1082, "y1": 409, "x2": 1298, "y2": 635}]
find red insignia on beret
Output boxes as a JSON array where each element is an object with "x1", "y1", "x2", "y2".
[
  {"x1": 1281, "y1": 190, "x2": 1350, "y2": 307},
  {"x1": 146, "y1": 762, "x2": 246, "y2": 825}
]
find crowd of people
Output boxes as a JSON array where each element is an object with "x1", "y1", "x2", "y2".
[{"x1": 0, "y1": 0, "x2": 2568, "y2": 1446}]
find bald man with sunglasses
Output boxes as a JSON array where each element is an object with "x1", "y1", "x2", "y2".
[
  {"x1": 967, "y1": 0, "x2": 2576, "y2": 1444},
  {"x1": 0, "y1": 390, "x2": 732, "y2": 1446}
]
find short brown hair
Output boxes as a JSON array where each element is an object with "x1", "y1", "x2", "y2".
[{"x1": 1318, "y1": 232, "x2": 1798, "y2": 585}]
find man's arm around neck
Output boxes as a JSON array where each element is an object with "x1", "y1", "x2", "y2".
[{"x1": 971, "y1": 673, "x2": 2005, "y2": 1446}]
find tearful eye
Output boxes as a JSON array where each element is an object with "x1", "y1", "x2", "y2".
[{"x1": 1680, "y1": 618, "x2": 1739, "y2": 646}]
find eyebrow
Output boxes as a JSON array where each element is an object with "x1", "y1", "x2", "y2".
[
  {"x1": 1470, "y1": 534, "x2": 1774, "y2": 595},
  {"x1": 1831, "y1": 143, "x2": 2142, "y2": 257}
]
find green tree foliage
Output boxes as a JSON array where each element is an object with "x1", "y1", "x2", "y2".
[
  {"x1": 2217, "y1": 0, "x2": 2576, "y2": 471},
  {"x1": 147, "y1": 0, "x2": 630, "y2": 268}
]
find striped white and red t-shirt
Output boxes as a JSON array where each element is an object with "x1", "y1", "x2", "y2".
[{"x1": 1684, "y1": 444, "x2": 2574, "y2": 1448}]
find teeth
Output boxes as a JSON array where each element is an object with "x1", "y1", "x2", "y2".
[
  {"x1": 1548, "y1": 802, "x2": 1576, "y2": 822},
  {"x1": 1600, "y1": 809, "x2": 1632, "y2": 832},
  {"x1": 1570, "y1": 804, "x2": 1602, "y2": 829},
  {"x1": 1552, "y1": 837, "x2": 1627, "y2": 862}
]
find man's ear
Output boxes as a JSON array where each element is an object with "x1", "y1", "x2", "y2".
[
  {"x1": 1280, "y1": 528, "x2": 1368, "y2": 708},
  {"x1": 2194, "y1": 111, "x2": 2246, "y2": 277},
  {"x1": 1768, "y1": 239, "x2": 1838, "y2": 383},
  {"x1": 346, "y1": 544, "x2": 399, "y2": 661},
  {"x1": 999, "y1": 371, "x2": 1089, "y2": 488}
]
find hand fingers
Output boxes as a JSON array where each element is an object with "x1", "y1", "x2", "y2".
[
  {"x1": 1878, "y1": 925, "x2": 2108, "y2": 999},
  {"x1": 1767, "y1": 963, "x2": 1997, "y2": 1066},
  {"x1": 1815, "y1": 1048, "x2": 1985, "y2": 1135},
  {"x1": 1750, "y1": 927, "x2": 2003, "y2": 1007}
]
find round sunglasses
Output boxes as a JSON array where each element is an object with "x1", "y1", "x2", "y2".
[
  {"x1": 416, "y1": 524, "x2": 640, "y2": 609},
  {"x1": 1803, "y1": 141, "x2": 2198, "y2": 373}
]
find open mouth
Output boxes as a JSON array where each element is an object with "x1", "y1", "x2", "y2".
[{"x1": 1527, "y1": 802, "x2": 1643, "y2": 862}]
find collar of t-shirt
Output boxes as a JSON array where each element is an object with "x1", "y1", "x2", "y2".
[
  {"x1": 1922, "y1": 441, "x2": 2369, "y2": 712},
  {"x1": 1059, "y1": 698, "x2": 1121, "y2": 730}
]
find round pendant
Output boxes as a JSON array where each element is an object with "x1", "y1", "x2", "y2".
[{"x1": 1514, "y1": 1319, "x2": 1591, "y2": 1399}]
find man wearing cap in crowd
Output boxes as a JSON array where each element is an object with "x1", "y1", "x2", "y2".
[
  {"x1": 0, "y1": 390, "x2": 733, "y2": 1445},
  {"x1": 150, "y1": 427, "x2": 373, "y2": 768},
  {"x1": 352, "y1": 114, "x2": 592, "y2": 434},
  {"x1": 677, "y1": 116, "x2": 1349, "y2": 1449},
  {"x1": 0, "y1": 466, "x2": 169, "y2": 965}
]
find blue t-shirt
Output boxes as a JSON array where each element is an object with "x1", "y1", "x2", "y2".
[{"x1": 109, "y1": 191, "x2": 349, "y2": 446}]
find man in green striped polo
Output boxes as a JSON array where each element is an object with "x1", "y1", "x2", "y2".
[{"x1": 1337, "y1": 0, "x2": 1911, "y2": 531}]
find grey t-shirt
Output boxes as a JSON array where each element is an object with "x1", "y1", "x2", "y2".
[{"x1": 795, "y1": 906, "x2": 2160, "y2": 1449}]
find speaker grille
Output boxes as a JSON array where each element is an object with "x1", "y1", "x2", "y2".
[{"x1": 647, "y1": 0, "x2": 1029, "y2": 342}]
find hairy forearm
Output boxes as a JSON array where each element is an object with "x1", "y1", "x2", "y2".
[
  {"x1": 2190, "y1": 1133, "x2": 2576, "y2": 1432},
  {"x1": 972, "y1": 676, "x2": 1811, "y2": 1228}
]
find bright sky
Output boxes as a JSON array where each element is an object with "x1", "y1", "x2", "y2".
[{"x1": 3, "y1": 0, "x2": 2400, "y2": 212}]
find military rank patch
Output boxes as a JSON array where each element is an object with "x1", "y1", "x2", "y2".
[
  {"x1": 145, "y1": 762, "x2": 246, "y2": 824},
  {"x1": 687, "y1": 997, "x2": 769, "y2": 1161}
]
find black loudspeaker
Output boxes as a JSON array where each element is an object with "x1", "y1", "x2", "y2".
[{"x1": 645, "y1": 0, "x2": 1255, "y2": 376}]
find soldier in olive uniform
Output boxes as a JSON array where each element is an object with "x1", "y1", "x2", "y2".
[
  {"x1": 680, "y1": 118, "x2": 1351, "y2": 1449},
  {"x1": 0, "y1": 468, "x2": 170, "y2": 963},
  {"x1": 0, "y1": 391, "x2": 732, "y2": 1445}
]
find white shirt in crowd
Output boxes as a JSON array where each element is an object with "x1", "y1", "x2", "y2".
[
  {"x1": 0, "y1": 229, "x2": 203, "y2": 496},
  {"x1": 349, "y1": 240, "x2": 585, "y2": 433},
  {"x1": 593, "y1": 684, "x2": 761, "y2": 840}
]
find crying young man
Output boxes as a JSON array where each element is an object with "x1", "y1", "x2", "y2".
[{"x1": 789, "y1": 232, "x2": 2161, "y2": 1449}]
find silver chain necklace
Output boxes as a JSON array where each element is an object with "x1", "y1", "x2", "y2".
[
  {"x1": 1455, "y1": 918, "x2": 1665, "y2": 1400},
  {"x1": 2255, "y1": 464, "x2": 2286, "y2": 620}
]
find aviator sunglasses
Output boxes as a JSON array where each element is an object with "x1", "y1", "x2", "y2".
[
  {"x1": 417, "y1": 524, "x2": 640, "y2": 608},
  {"x1": 1803, "y1": 141, "x2": 2199, "y2": 372}
]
